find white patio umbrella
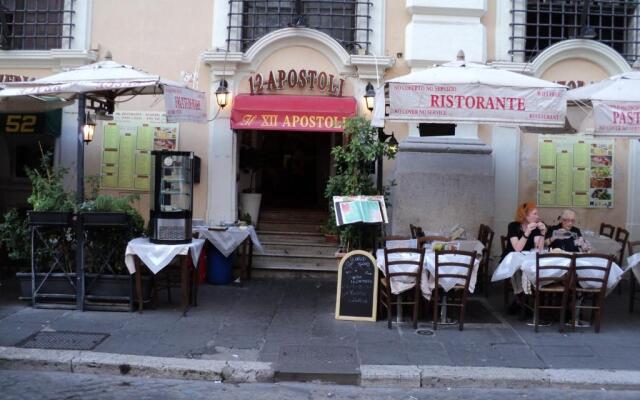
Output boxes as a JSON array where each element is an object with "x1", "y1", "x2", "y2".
[
  {"x1": 0, "y1": 53, "x2": 206, "y2": 204},
  {"x1": 0, "y1": 93, "x2": 72, "y2": 112},
  {"x1": 372, "y1": 51, "x2": 567, "y2": 128},
  {"x1": 567, "y1": 67, "x2": 640, "y2": 137},
  {"x1": 0, "y1": 54, "x2": 207, "y2": 311}
]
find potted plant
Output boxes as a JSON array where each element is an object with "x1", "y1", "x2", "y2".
[
  {"x1": 324, "y1": 117, "x2": 396, "y2": 253},
  {"x1": 79, "y1": 189, "x2": 151, "y2": 309},
  {"x1": 24, "y1": 150, "x2": 75, "y2": 226},
  {"x1": 238, "y1": 145, "x2": 263, "y2": 226}
]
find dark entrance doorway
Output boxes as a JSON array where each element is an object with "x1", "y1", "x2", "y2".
[{"x1": 238, "y1": 131, "x2": 339, "y2": 210}]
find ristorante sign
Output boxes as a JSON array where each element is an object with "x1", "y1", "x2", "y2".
[
  {"x1": 388, "y1": 82, "x2": 566, "y2": 127},
  {"x1": 248, "y1": 68, "x2": 345, "y2": 97}
]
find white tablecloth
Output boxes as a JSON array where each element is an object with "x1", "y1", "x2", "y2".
[
  {"x1": 194, "y1": 226, "x2": 264, "y2": 257},
  {"x1": 124, "y1": 238, "x2": 206, "y2": 275},
  {"x1": 492, "y1": 251, "x2": 624, "y2": 294},
  {"x1": 629, "y1": 252, "x2": 640, "y2": 283},
  {"x1": 585, "y1": 234, "x2": 622, "y2": 255},
  {"x1": 375, "y1": 240, "x2": 483, "y2": 300}
]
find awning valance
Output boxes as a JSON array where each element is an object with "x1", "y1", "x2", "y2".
[{"x1": 231, "y1": 94, "x2": 357, "y2": 132}]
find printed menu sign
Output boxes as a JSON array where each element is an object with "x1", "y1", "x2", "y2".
[
  {"x1": 333, "y1": 195, "x2": 389, "y2": 226},
  {"x1": 537, "y1": 137, "x2": 614, "y2": 208},
  {"x1": 101, "y1": 111, "x2": 179, "y2": 190}
]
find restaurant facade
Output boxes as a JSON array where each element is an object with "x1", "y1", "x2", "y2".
[{"x1": 1, "y1": 0, "x2": 639, "y2": 260}]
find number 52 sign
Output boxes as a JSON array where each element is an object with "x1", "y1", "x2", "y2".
[{"x1": 0, "y1": 112, "x2": 59, "y2": 136}]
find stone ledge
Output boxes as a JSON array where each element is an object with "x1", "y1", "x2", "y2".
[
  {"x1": 399, "y1": 137, "x2": 493, "y2": 155},
  {"x1": 360, "y1": 365, "x2": 421, "y2": 388},
  {"x1": 0, "y1": 346, "x2": 274, "y2": 383}
]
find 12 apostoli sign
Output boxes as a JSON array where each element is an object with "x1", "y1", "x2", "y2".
[
  {"x1": 248, "y1": 68, "x2": 345, "y2": 96},
  {"x1": 388, "y1": 82, "x2": 567, "y2": 126},
  {"x1": 593, "y1": 100, "x2": 640, "y2": 136}
]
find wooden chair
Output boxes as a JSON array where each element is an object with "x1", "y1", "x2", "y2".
[
  {"x1": 477, "y1": 224, "x2": 488, "y2": 243},
  {"x1": 500, "y1": 235, "x2": 511, "y2": 307},
  {"x1": 477, "y1": 225, "x2": 494, "y2": 297},
  {"x1": 410, "y1": 224, "x2": 425, "y2": 239},
  {"x1": 599, "y1": 223, "x2": 615, "y2": 239},
  {"x1": 614, "y1": 227, "x2": 629, "y2": 268},
  {"x1": 380, "y1": 246, "x2": 425, "y2": 329},
  {"x1": 571, "y1": 254, "x2": 613, "y2": 333},
  {"x1": 432, "y1": 249, "x2": 477, "y2": 331},
  {"x1": 628, "y1": 241, "x2": 640, "y2": 313},
  {"x1": 532, "y1": 253, "x2": 573, "y2": 332}
]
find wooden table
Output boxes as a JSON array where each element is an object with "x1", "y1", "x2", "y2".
[{"x1": 125, "y1": 238, "x2": 205, "y2": 315}]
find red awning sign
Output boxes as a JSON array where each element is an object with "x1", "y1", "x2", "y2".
[{"x1": 230, "y1": 94, "x2": 357, "y2": 132}]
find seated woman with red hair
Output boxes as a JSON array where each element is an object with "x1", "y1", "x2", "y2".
[{"x1": 502, "y1": 202, "x2": 548, "y2": 260}]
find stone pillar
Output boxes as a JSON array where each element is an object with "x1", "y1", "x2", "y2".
[{"x1": 391, "y1": 137, "x2": 494, "y2": 238}]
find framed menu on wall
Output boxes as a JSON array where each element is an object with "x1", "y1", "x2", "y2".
[
  {"x1": 101, "y1": 111, "x2": 179, "y2": 190},
  {"x1": 537, "y1": 136, "x2": 614, "y2": 208}
]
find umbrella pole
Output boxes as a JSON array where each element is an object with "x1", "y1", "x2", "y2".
[{"x1": 75, "y1": 94, "x2": 85, "y2": 311}]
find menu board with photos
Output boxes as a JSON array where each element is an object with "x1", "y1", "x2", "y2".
[
  {"x1": 537, "y1": 136, "x2": 614, "y2": 208},
  {"x1": 101, "y1": 111, "x2": 179, "y2": 190}
]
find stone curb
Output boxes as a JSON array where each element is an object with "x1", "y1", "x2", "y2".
[
  {"x1": 0, "y1": 346, "x2": 274, "y2": 383},
  {"x1": 362, "y1": 365, "x2": 640, "y2": 390}
]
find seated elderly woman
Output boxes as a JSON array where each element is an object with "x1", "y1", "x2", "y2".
[{"x1": 545, "y1": 209, "x2": 587, "y2": 252}]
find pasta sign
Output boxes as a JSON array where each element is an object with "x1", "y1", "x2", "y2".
[{"x1": 593, "y1": 100, "x2": 640, "y2": 136}]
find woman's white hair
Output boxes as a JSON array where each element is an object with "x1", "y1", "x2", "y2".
[{"x1": 560, "y1": 209, "x2": 576, "y2": 220}]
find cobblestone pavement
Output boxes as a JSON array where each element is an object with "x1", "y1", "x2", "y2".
[
  {"x1": 1, "y1": 278, "x2": 640, "y2": 370},
  {"x1": 1, "y1": 370, "x2": 639, "y2": 400}
]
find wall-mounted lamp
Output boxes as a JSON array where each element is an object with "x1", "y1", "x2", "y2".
[
  {"x1": 215, "y1": 79, "x2": 230, "y2": 108},
  {"x1": 364, "y1": 82, "x2": 375, "y2": 111},
  {"x1": 82, "y1": 112, "x2": 95, "y2": 144},
  {"x1": 378, "y1": 128, "x2": 398, "y2": 154}
]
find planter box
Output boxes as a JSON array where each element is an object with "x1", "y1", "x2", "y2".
[
  {"x1": 80, "y1": 212, "x2": 130, "y2": 227},
  {"x1": 17, "y1": 272, "x2": 152, "y2": 311},
  {"x1": 85, "y1": 273, "x2": 151, "y2": 302},
  {"x1": 17, "y1": 271, "x2": 76, "y2": 301},
  {"x1": 27, "y1": 211, "x2": 73, "y2": 227}
]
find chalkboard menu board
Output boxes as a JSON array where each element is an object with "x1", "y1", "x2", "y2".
[{"x1": 335, "y1": 250, "x2": 378, "y2": 322}]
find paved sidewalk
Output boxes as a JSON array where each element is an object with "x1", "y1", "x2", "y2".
[{"x1": 1, "y1": 277, "x2": 640, "y2": 373}]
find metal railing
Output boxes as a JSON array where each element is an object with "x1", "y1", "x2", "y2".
[
  {"x1": 0, "y1": 0, "x2": 75, "y2": 50},
  {"x1": 510, "y1": 0, "x2": 640, "y2": 63},
  {"x1": 227, "y1": 0, "x2": 372, "y2": 54}
]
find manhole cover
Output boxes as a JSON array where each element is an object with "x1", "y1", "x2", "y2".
[
  {"x1": 416, "y1": 329, "x2": 434, "y2": 336},
  {"x1": 19, "y1": 331, "x2": 109, "y2": 350}
]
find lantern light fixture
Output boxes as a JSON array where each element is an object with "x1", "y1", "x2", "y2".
[
  {"x1": 215, "y1": 79, "x2": 230, "y2": 108},
  {"x1": 82, "y1": 112, "x2": 95, "y2": 144},
  {"x1": 364, "y1": 82, "x2": 375, "y2": 111}
]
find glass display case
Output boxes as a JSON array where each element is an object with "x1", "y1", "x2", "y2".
[{"x1": 149, "y1": 151, "x2": 193, "y2": 244}]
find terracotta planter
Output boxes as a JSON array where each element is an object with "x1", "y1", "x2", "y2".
[{"x1": 324, "y1": 234, "x2": 339, "y2": 243}]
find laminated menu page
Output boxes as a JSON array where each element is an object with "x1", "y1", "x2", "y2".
[{"x1": 333, "y1": 195, "x2": 389, "y2": 226}]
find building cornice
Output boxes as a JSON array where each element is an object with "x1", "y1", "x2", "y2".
[
  {"x1": 0, "y1": 49, "x2": 98, "y2": 70},
  {"x1": 350, "y1": 54, "x2": 395, "y2": 81}
]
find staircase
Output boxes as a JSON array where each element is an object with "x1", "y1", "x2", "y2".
[{"x1": 253, "y1": 208, "x2": 339, "y2": 276}]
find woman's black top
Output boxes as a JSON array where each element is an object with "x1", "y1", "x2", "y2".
[
  {"x1": 546, "y1": 224, "x2": 582, "y2": 252},
  {"x1": 501, "y1": 221, "x2": 541, "y2": 260}
]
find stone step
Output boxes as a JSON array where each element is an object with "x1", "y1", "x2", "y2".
[
  {"x1": 260, "y1": 242, "x2": 338, "y2": 257},
  {"x1": 257, "y1": 231, "x2": 325, "y2": 244},
  {"x1": 259, "y1": 209, "x2": 328, "y2": 224},
  {"x1": 252, "y1": 253, "x2": 338, "y2": 272},
  {"x1": 257, "y1": 221, "x2": 323, "y2": 233}
]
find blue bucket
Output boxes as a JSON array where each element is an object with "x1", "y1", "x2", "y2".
[{"x1": 206, "y1": 246, "x2": 235, "y2": 285}]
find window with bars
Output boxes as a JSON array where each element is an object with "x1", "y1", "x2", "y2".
[
  {"x1": 228, "y1": 0, "x2": 371, "y2": 54},
  {"x1": 0, "y1": 0, "x2": 74, "y2": 50},
  {"x1": 510, "y1": 1, "x2": 640, "y2": 63}
]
